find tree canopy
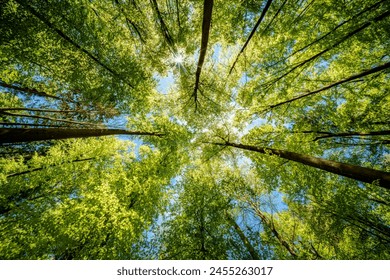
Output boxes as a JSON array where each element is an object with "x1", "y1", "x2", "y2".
[{"x1": 1, "y1": 0, "x2": 389, "y2": 259}]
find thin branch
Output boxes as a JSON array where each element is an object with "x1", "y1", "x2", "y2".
[{"x1": 6, "y1": 157, "x2": 95, "y2": 178}]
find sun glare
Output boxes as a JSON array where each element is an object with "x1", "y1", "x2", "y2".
[{"x1": 172, "y1": 53, "x2": 184, "y2": 64}]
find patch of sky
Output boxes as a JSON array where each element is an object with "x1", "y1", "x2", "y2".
[
  {"x1": 104, "y1": 114, "x2": 129, "y2": 129},
  {"x1": 154, "y1": 71, "x2": 175, "y2": 95},
  {"x1": 245, "y1": 117, "x2": 267, "y2": 131},
  {"x1": 238, "y1": 72, "x2": 252, "y2": 86}
]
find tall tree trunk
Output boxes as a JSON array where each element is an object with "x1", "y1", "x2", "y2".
[
  {"x1": 0, "y1": 81, "x2": 63, "y2": 101},
  {"x1": 192, "y1": 0, "x2": 214, "y2": 108},
  {"x1": 0, "y1": 128, "x2": 163, "y2": 144},
  {"x1": 15, "y1": 0, "x2": 134, "y2": 89},
  {"x1": 248, "y1": 201, "x2": 298, "y2": 258},
  {"x1": 225, "y1": 213, "x2": 260, "y2": 259},
  {"x1": 263, "y1": 10, "x2": 390, "y2": 87},
  {"x1": 210, "y1": 141, "x2": 390, "y2": 189},
  {"x1": 266, "y1": 61, "x2": 390, "y2": 111},
  {"x1": 229, "y1": 0, "x2": 274, "y2": 75}
]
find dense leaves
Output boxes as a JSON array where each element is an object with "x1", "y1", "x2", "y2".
[{"x1": 0, "y1": 0, "x2": 389, "y2": 259}]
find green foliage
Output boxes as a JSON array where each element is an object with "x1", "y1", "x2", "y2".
[{"x1": 0, "y1": 0, "x2": 389, "y2": 259}]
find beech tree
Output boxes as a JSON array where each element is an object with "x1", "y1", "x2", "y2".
[{"x1": 1, "y1": 0, "x2": 389, "y2": 259}]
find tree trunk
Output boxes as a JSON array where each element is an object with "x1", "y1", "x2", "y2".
[
  {"x1": 226, "y1": 213, "x2": 260, "y2": 259},
  {"x1": 229, "y1": 0, "x2": 273, "y2": 74},
  {"x1": 263, "y1": 10, "x2": 390, "y2": 87},
  {"x1": 0, "y1": 128, "x2": 163, "y2": 144},
  {"x1": 0, "y1": 81, "x2": 63, "y2": 101},
  {"x1": 211, "y1": 141, "x2": 390, "y2": 189},
  {"x1": 193, "y1": 0, "x2": 214, "y2": 107},
  {"x1": 248, "y1": 201, "x2": 298, "y2": 258},
  {"x1": 15, "y1": 0, "x2": 134, "y2": 89},
  {"x1": 267, "y1": 61, "x2": 390, "y2": 110}
]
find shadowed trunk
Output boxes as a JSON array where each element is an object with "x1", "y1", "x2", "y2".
[
  {"x1": 229, "y1": 0, "x2": 274, "y2": 75},
  {"x1": 0, "y1": 128, "x2": 163, "y2": 143},
  {"x1": 15, "y1": 0, "x2": 134, "y2": 89},
  {"x1": 263, "y1": 10, "x2": 390, "y2": 87},
  {"x1": 226, "y1": 213, "x2": 260, "y2": 260},
  {"x1": 266, "y1": 61, "x2": 390, "y2": 110},
  {"x1": 193, "y1": 0, "x2": 214, "y2": 108},
  {"x1": 210, "y1": 141, "x2": 390, "y2": 189}
]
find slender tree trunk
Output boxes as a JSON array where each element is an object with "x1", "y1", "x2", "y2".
[
  {"x1": 0, "y1": 81, "x2": 63, "y2": 101},
  {"x1": 193, "y1": 0, "x2": 214, "y2": 107},
  {"x1": 210, "y1": 141, "x2": 390, "y2": 189},
  {"x1": 312, "y1": 130, "x2": 390, "y2": 141},
  {"x1": 225, "y1": 213, "x2": 260, "y2": 259},
  {"x1": 0, "y1": 128, "x2": 163, "y2": 144},
  {"x1": 15, "y1": 0, "x2": 134, "y2": 89},
  {"x1": 0, "y1": 107, "x2": 80, "y2": 113},
  {"x1": 266, "y1": 61, "x2": 390, "y2": 110},
  {"x1": 263, "y1": 10, "x2": 390, "y2": 87},
  {"x1": 6, "y1": 157, "x2": 94, "y2": 178},
  {"x1": 289, "y1": 0, "x2": 386, "y2": 64},
  {"x1": 113, "y1": 0, "x2": 146, "y2": 43},
  {"x1": 150, "y1": 0, "x2": 176, "y2": 50},
  {"x1": 248, "y1": 201, "x2": 298, "y2": 258},
  {"x1": 229, "y1": 0, "x2": 273, "y2": 75},
  {"x1": 264, "y1": 0, "x2": 387, "y2": 70},
  {"x1": 0, "y1": 110, "x2": 101, "y2": 127},
  {"x1": 261, "y1": 0, "x2": 288, "y2": 36},
  {"x1": 291, "y1": 0, "x2": 316, "y2": 25}
]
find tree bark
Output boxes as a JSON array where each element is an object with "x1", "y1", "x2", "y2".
[
  {"x1": 0, "y1": 81, "x2": 63, "y2": 101},
  {"x1": 248, "y1": 201, "x2": 298, "y2": 258},
  {"x1": 193, "y1": 0, "x2": 214, "y2": 107},
  {"x1": 0, "y1": 128, "x2": 163, "y2": 143},
  {"x1": 210, "y1": 141, "x2": 390, "y2": 189},
  {"x1": 266, "y1": 61, "x2": 390, "y2": 110},
  {"x1": 15, "y1": 0, "x2": 134, "y2": 89},
  {"x1": 226, "y1": 213, "x2": 260, "y2": 259},
  {"x1": 263, "y1": 10, "x2": 390, "y2": 87},
  {"x1": 229, "y1": 0, "x2": 273, "y2": 75}
]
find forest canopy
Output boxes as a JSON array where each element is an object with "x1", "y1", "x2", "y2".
[{"x1": 0, "y1": 0, "x2": 389, "y2": 259}]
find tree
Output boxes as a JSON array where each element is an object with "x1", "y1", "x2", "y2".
[
  {"x1": 1, "y1": 0, "x2": 389, "y2": 260},
  {"x1": 0, "y1": 128, "x2": 163, "y2": 143}
]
